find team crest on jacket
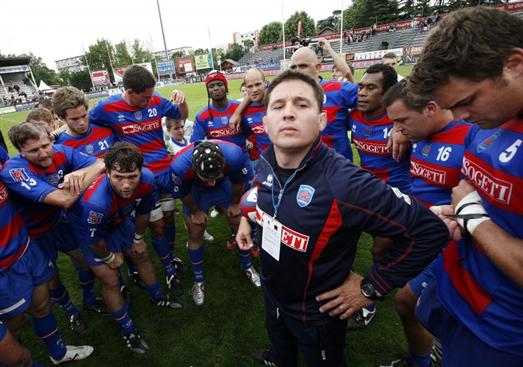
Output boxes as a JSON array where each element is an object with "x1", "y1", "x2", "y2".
[
  {"x1": 296, "y1": 185, "x2": 315, "y2": 207},
  {"x1": 85, "y1": 144, "x2": 94, "y2": 155},
  {"x1": 134, "y1": 111, "x2": 142, "y2": 120}
]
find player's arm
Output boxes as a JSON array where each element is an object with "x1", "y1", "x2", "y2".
[
  {"x1": 318, "y1": 37, "x2": 355, "y2": 83},
  {"x1": 89, "y1": 237, "x2": 123, "y2": 269},
  {"x1": 317, "y1": 165, "x2": 448, "y2": 318},
  {"x1": 451, "y1": 180, "x2": 523, "y2": 288},
  {"x1": 44, "y1": 160, "x2": 105, "y2": 209},
  {"x1": 230, "y1": 98, "x2": 252, "y2": 132}
]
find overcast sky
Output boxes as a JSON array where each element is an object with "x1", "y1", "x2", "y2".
[{"x1": 2, "y1": 0, "x2": 351, "y2": 70}]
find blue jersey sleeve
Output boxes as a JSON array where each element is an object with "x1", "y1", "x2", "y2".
[
  {"x1": 1, "y1": 162, "x2": 58, "y2": 203},
  {"x1": 160, "y1": 96, "x2": 181, "y2": 120},
  {"x1": 341, "y1": 82, "x2": 358, "y2": 109},
  {"x1": 170, "y1": 169, "x2": 191, "y2": 198},
  {"x1": 88, "y1": 100, "x2": 109, "y2": 127},
  {"x1": 223, "y1": 144, "x2": 252, "y2": 184},
  {"x1": 135, "y1": 169, "x2": 158, "y2": 214},
  {"x1": 0, "y1": 147, "x2": 9, "y2": 165},
  {"x1": 190, "y1": 115, "x2": 207, "y2": 142}
]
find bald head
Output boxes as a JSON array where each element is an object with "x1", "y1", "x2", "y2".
[
  {"x1": 290, "y1": 47, "x2": 321, "y2": 78},
  {"x1": 244, "y1": 67, "x2": 266, "y2": 104},
  {"x1": 245, "y1": 67, "x2": 265, "y2": 82}
]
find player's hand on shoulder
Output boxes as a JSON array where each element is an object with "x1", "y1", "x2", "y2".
[
  {"x1": 388, "y1": 127, "x2": 410, "y2": 161},
  {"x1": 229, "y1": 113, "x2": 241, "y2": 132},
  {"x1": 60, "y1": 171, "x2": 86, "y2": 195}
]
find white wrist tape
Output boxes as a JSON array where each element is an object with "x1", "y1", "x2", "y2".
[
  {"x1": 133, "y1": 233, "x2": 145, "y2": 244},
  {"x1": 102, "y1": 252, "x2": 116, "y2": 264},
  {"x1": 455, "y1": 191, "x2": 490, "y2": 236}
]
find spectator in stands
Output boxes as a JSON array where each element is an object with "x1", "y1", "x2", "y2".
[{"x1": 318, "y1": 37, "x2": 355, "y2": 83}]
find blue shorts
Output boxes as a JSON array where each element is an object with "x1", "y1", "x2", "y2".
[
  {"x1": 407, "y1": 258, "x2": 438, "y2": 297},
  {"x1": 0, "y1": 241, "x2": 55, "y2": 318},
  {"x1": 80, "y1": 219, "x2": 135, "y2": 267},
  {"x1": 415, "y1": 262, "x2": 523, "y2": 367},
  {"x1": 183, "y1": 179, "x2": 232, "y2": 216},
  {"x1": 38, "y1": 222, "x2": 79, "y2": 263}
]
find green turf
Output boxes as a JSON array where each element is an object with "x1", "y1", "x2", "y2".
[{"x1": 9, "y1": 66, "x2": 415, "y2": 366}]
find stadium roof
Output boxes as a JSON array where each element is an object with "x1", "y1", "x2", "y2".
[{"x1": 0, "y1": 57, "x2": 32, "y2": 67}]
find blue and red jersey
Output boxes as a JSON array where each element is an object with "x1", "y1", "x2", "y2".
[
  {"x1": 0, "y1": 145, "x2": 96, "y2": 238},
  {"x1": 349, "y1": 109, "x2": 411, "y2": 193},
  {"x1": 55, "y1": 126, "x2": 117, "y2": 158},
  {"x1": 319, "y1": 80, "x2": 358, "y2": 160},
  {"x1": 435, "y1": 118, "x2": 523, "y2": 356},
  {"x1": 410, "y1": 120, "x2": 471, "y2": 206},
  {"x1": 0, "y1": 180, "x2": 29, "y2": 272},
  {"x1": 89, "y1": 93, "x2": 180, "y2": 174},
  {"x1": 170, "y1": 140, "x2": 252, "y2": 198},
  {"x1": 191, "y1": 100, "x2": 248, "y2": 150},
  {"x1": 68, "y1": 168, "x2": 157, "y2": 248},
  {"x1": 240, "y1": 103, "x2": 271, "y2": 160}
]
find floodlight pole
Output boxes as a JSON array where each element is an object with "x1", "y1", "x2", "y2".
[
  {"x1": 156, "y1": 0, "x2": 175, "y2": 80},
  {"x1": 339, "y1": 0, "x2": 344, "y2": 54},
  {"x1": 282, "y1": 0, "x2": 286, "y2": 61}
]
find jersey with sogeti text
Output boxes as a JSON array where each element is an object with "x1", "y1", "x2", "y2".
[
  {"x1": 410, "y1": 120, "x2": 471, "y2": 206},
  {"x1": 68, "y1": 168, "x2": 156, "y2": 248},
  {"x1": 89, "y1": 93, "x2": 180, "y2": 174},
  {"x1": 319, "y1": 80, "x2": 358, "y2": 161},
  {"x1": 170, "y1": 140, "x2": 252, "y2": 198},
  {"x1": 0, "y1": 145, "x2": 96, "y2": 238},
  {"x1": 350, "y1": 109, "x2": 411, "y2": 193},
  {"x1": 240, "y1": 103, "x2": 270, "y2": 158},
  {"x1": 0, "y1": 179, "x2": 29, "y2": 272},
  {"x1": 191, "y1": 100, "x2": 248, "y2": 150},
  {"x1": 436, "y1": 118, "x2": 523, "y2": 356},
  {"x1": 55, "y1": 126, "x2": 117, "y2": 158}
]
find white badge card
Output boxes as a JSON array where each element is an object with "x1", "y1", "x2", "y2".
[{"x1": 262, "y1": 215, "x2": 282, "y2": 261}]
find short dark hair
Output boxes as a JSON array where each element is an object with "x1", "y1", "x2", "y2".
[
  {"x1": 26, "y1": 108, "x2": 54, "y2": 124},
  {"x1": 265, "y1": 70, "x2": 324, "y2": 112},
  {"x1": 104, "y1": 142, "x2": 143, "y2": 172},
  {"x1": 382, "y1": 52, "x2": 398, "y2": 60},
  {"x1": 9, "y1": 122, "x2": 50, "y2": 151},
  {"x1": 409, "y1": 6, "x2": 523, "y2": 96},
  {"x1": 383, "y1": 79, "x2": 432, "y2": 113},
  {"x1": 165, "y1": 117, "x2": 184, "y2": 130},
  {"x1": 364, "y1": 63, "x2": 398, "y2": 94},
  {"x1": 123, "y1": 65, "x2": 156, "y2": 93},
  {"x1": 52, "y1": 86, "x2": 89, "y2": 119}
]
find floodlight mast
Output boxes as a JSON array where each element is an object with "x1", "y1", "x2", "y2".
[{"x1": 156, "y1": 0, "x2": 176, "y2": 80}]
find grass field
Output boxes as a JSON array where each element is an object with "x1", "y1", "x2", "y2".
[{"x1": 10, "y1": 65, "x2": 415, "y2": 367}]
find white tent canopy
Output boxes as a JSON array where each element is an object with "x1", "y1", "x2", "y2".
[{"x1": 38, "y1": 80, "x2": 52, "y2": 91}]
